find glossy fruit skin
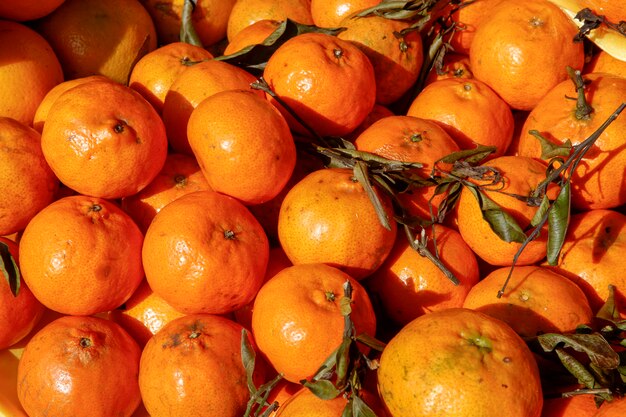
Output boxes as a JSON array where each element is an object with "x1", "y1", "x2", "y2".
[
  {"x1": 469, "y1": 0, "x2": 584, "y2": 111},
  {"x1": 19, "y1": 195, "x2": 144, "y2": 316},
  {"x1": 187, "y1": 89, "x2": 296, "y2": 205},
  {"x1": 139, "y1": 314, "x2": 256, "y2": 417},
  {"x1": 277, "y1": 167, "x2": 397, "y2": 279},
  {"x1": 0, "y1": 117, "x2": 58, "y2": 236},
  {"x1": 17, "y1": 315, "x2": 142, "y2": 417},
  {"x1": 463, "y1": 266, "x2": 593, "y2": 337},
  {"x1": 378, "y1": 308, "x2": 543, "y2": 417},
  {"x1": 517, "y1": 73, "x2": 626, "y2": 210},
  {"x1": 310, "y1": 0, "x2": 382, "y2": 28},
  {"x1": 142, "y1": 190, "x2": 269, "y2": 315},
  {"x1": 41, "y1": 79, "x2": 168, "y2": 199},
  {"x1": 263, "y1": 32, "x2": 376, "y2": 137},
  {"x1": 251, "y1": 263, "x2": 377, "y2": 383}
]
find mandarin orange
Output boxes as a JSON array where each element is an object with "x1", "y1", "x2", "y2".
[
  {"x1": 17, "y1": 315, "x2": 142, "y2": 417},
  {"x1": 187, "y1": 89, "x2": 296, "y2": 205},
  {"x1": 277, "y1": 167, "x2": 397, "y2": 279},
  {"x1": 226, "y1": 0, "x2": 313, "y2": 41},
  {"x1": 139, "y1": 314, "x2": 260, "y2": 417},
  {"x1": 41, "y1": 78, "x2": 168, "y2": 199},
  {"x1": 263, "y1": 32, "x2": 376, "y2": 137},
  {"x1": 378, "y1": 308, "x2": 543, "y2": 417},
  {"x1": 19, "y1": 195, "x2": 145, "y2": 316},
  {"x1": 469, "y1": 0, "x2": 584, "y2": 110},
  {"x1": 251, "y1": 263, "x2": 376, "y2": 383},
  {"x1": 142, "y1": 190, "x2": 269, "y2": 315},
  {"x1": 310, "y1": 0, "x2": 382, "y2": 28}
]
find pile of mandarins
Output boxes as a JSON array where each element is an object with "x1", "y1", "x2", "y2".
[{"x1": 1, "y1": 0, "x2": 626, "y2": 416}]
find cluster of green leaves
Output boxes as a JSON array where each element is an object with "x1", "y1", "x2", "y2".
[
  {"x1": 529, "y1": 287, "x2": 626, "y2": 406},
  {"x1": 241, "y1": 281, "x2": 386, "y2": 417},
  {"x1": 573, "y1": 7, "x2": 626, "y2": 42}
]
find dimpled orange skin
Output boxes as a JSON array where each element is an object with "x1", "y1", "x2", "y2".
[
  {"x1": 41, "y1": 79, "x2": 168, "y2": 199},
  {"x1": 277, "y1": 167, "x2": 397, "y2": 280},
  {"x1": 17, "y1": 315, "x2": 142, "y2": 417},
  {"x1": 469, "y1": 0, "x2": 584, "y2": 111},
  {"x1": 456, "y1": 156, "x2": 553, "y2": 266},
  {"x1": 337, "y1": 14, "x2": 424, "y2": 105},
  {"x1": 139, "y1": 314, "x2": 255, "y2": 417},
  {"x1": 251, "y1": 263, "x2": 377, "y2": 383},
  {"x1": 378, "y1": 308, "x2": 543, "y2": 417},
  {"x1": 541, "y1": 394, "x2": 598, "y2": 417},
  {"x1": 580, "y1": 0, "x2": 626, "y2": 23},
  {"x1": 0, "y1": 0, "x2": 65, "y2": 21},
  {"x1": 549, "y1": 209, "x2": 626, "y2": 314},
  {"x1": 365, "y1": 224, "x2": 480, "y2": 326},
  {"x1": 463, "y1": 266, "x2": 593, "y2": 338},
  {"x1": 0, "y1": 237, "x2": 46, "y2": 350},
  {"x1": 187, "y1": 89, "x2": 297, "y2": 205},
  {"x1": 0, "y1": 20, "x2": 63, "y2": 127},
  {"x1": 120, "y1": 152, "x2": 212, "y2": 233},
  {"x1": 18, "y1": 195, "x2": 145, "y2": 316},
  {"x1": 263, "y1": 32, "x2": 376, "y2": 137},
  {"x1": 32, "y1": 75, "x2": 111, "y2": 133},
  {"x1": 407, "y1": 78, "x2": 515, "y2": 158},
  {"x1": 142, "y1": 190, "x2": 269, "y2": 315},
  {"x1": 275, "y1": 388, "x2": 348, "y2": 417},
  {"x1": 584, "y1": 50, "x2": 626, "y2": 77},
  {"x1": 129, "y1": 42, "x2": 214, "y2": 114},
  {"x1": 0, "y1": 117, "x2": 58, "y2": 236},
  {"x1": 517, "y1": 73, "x2": 626, "y2": 210}
]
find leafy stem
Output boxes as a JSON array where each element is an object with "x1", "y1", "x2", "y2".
[{"x1": 0, "y1": 241, "x2": 20, "y2": 297}]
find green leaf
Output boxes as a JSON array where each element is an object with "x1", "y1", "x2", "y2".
[
  {"x1": 179, "y1": 0, "x2": 202, "y2": 46},
  {"x1": 352, "y1": 394, "x2": 378, "y2": 417},
  {"x1": 353, "y1": 161, "x2": 392, "y2": 231},
  {"x1": 596, "y1": 285, "x2": 621, "y2": 321},
  {"x1": 216, "y1": 19, "x2": 346, "y2": 75},
  {"x1": 0, "y1": 241, "x2": 20, "y2": 297},
  {"x1": 341, "y1": 400, "x2": 354, "y2": 417},
  {"x1": 538, "y1": 333, "x2": 620, "y2": 370},
  {"x1": 241, "y1": 329, "x2": 257, "y2": 393},
  {"x1": 335, "y1": 337, "x2": 352, "y2": 388},
  {"x1": 356, "y1": 333, "x2": 387, "y2": 352},
  {"x1": 546, "y1": 182, "x2": 571, "y2": 265},
  {"x1": 528, "y1": 130, "x2": 572, "y2": 160},
  {"x1": 466, "y1": 187, "x2": 527, "y2": 243},
  {"x1": 302, "y1": 379, "x2": 342, "y2": 400},
  {"x1": 555, "y1": 348, "x2": 600, "y2": 390},
  {"x1": 436, "y1": 145, "x2": 497, "y2": 165},
  {"x1": 530, "y1": 194, "x2": 550, "y2": 228}
]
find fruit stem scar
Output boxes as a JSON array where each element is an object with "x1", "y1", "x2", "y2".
[
  {"x1": 174, "y1": 174, "x2": 187, "y2": 187},
  {"x1": 189, "y1": 331, "x2": 200, "y2": 339},
  {"x1": 113, "y1": 122, "x2": 125, "y2": 133},
  {"x1": 325, "y1": 291, "x2": 336, "y2": 302},
  {"x1": 333, "y1": 48, "x2": 343, "y2": 60},
  {"x1": 90, "y1": 204, "x2": 102, "y2": 212},
  {"x1": 224, "y1": 230, "x2": 236, "y2": 240},
  {"x1": 79, "y1": 337, "x2": 92, "y2": 348}
]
